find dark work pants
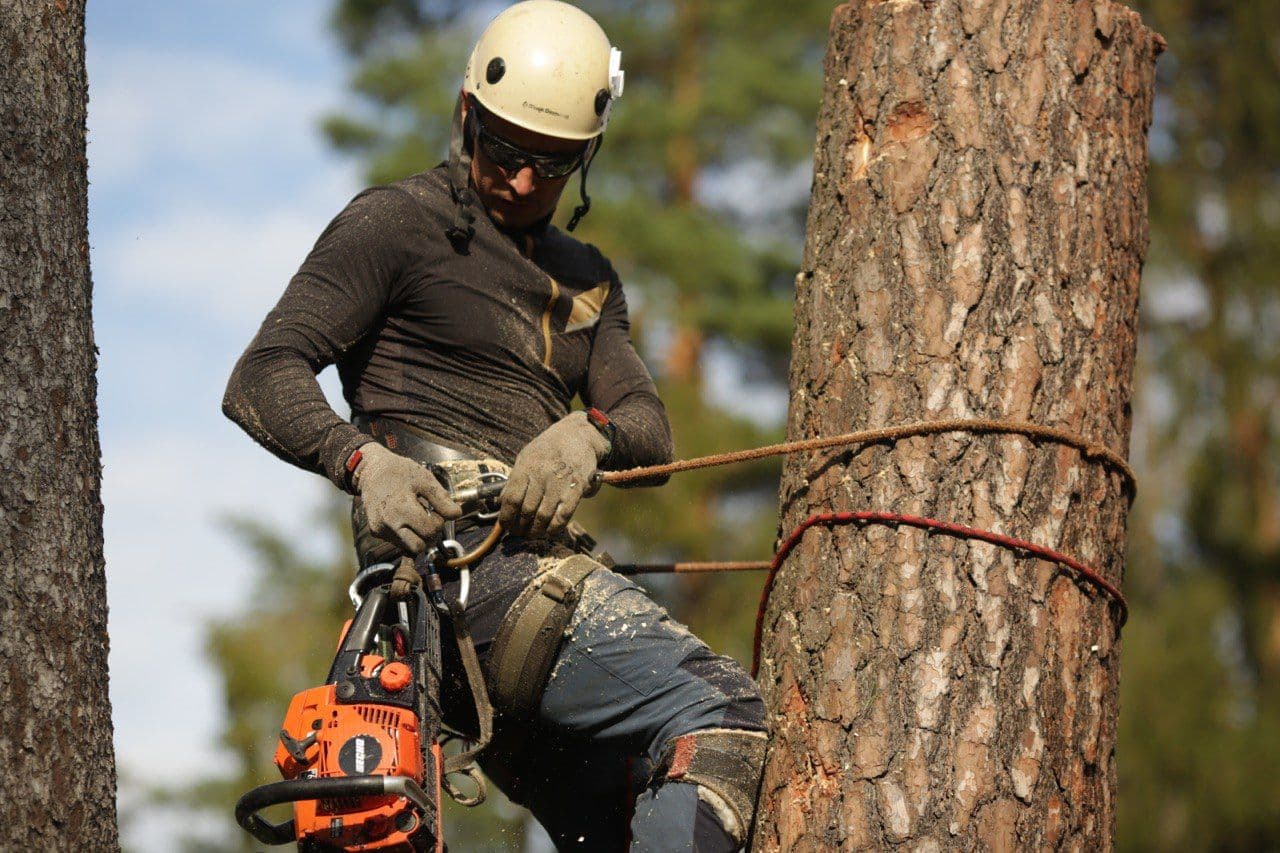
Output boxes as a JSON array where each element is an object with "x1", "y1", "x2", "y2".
[{"x1": 435, "y1": 532, "x2": 766, "y2": 851}]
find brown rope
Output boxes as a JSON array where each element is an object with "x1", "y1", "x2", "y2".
[
  {"x1": 600, "y1": 418, "x2": 1135, "y2": 494},
  {"x1": 444, "y1": 522, "x2": 504, "y2": 568},
  {"x1": 613, "y1": 561, "x2": 772, "y2": 575}
]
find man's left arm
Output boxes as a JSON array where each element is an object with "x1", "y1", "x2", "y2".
[{"x1": 579, "y1": 268, "x2": 674, "y2": 474}]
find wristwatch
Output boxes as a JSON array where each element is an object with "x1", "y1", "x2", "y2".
[{"x1": 585, "y1": 407, "x2": 616, "y2": 465}]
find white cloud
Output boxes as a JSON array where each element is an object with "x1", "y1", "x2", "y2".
[
  {"x1": 85, "y1": 12, "x2": 368, "y2": 851},
  {"x1": 90, "y1": 38, "x2": 362, "y2": 793},
  {"x1": 87, "y1": 38, "x2": 363, "y2": 326},
  {"x1": 87, "y1": 45, "x2": 338, "y2": 191}
]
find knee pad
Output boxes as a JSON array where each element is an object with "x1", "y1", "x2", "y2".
[{"x1": 652, "y1": 728, "x2": 768, "y2": 847}]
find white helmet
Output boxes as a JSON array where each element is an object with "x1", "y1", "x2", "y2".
[{"x1": 462, "y1": 0, "x2": 625, "y2": 140}]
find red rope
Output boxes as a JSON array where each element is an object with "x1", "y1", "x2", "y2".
[{"x1": 750, "y1": 511, "x2": 1127, "y2": 677}]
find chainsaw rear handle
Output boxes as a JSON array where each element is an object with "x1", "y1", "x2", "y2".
[{"x1": 235, "y1": 774, "x2": 434, "y2": 845}]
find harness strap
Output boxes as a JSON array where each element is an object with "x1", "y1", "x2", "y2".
[
  {"x1": 442, "y1": 594, "x2": 493, "y2": 776},
  {"x1": 388, "y1": 570, "x2": 494, "y2": 806},
  {"x1": 486, "y1": 554, "x2": 599, "y2": 717},
  {"x1": 353, "y1": 415, "x2": 474, "y2": 463},
  {"x1": 446, "y1": 94, "x2": 477, "y2": 249}
]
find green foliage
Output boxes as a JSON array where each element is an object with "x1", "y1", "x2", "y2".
[
  {"x1": 1119, "y1": 1, "x2": 1280, "y2": 847},
  {"x1": 1119, "y1": 575, "x2": 1280, "y2": 851}
]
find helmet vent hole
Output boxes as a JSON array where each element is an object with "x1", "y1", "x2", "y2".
[
  {"x1": 486, "y1": 57, "x2": 506, "y2": 85},
  {"x1": 594, "y1": 88, "x2": 610, "y2": 116}
]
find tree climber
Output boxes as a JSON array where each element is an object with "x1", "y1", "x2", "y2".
[{"x1": 222, "y1": 2, "x2": 766, "y2": 849}]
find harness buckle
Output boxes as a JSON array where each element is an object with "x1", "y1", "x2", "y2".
[{"x1": 538, "y1": 573, "x2": 575, "y2": 604}]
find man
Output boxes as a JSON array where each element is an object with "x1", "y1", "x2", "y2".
[{"x1": 223, "y1": 2, "x2": 766, "y2": 849}]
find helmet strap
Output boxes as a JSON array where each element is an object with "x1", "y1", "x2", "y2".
[
  {"x1": 566, "y1": 135, "x2": 603, "y2": 232},
  {"x1": 446, "y1": 93, "x2": 477, "y2": 251}
]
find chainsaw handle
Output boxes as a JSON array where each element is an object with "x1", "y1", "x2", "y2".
[
  {"x1": 235, "y1": 775, "x2": 434, "y2": 845},
  {"x1": 326, "y1": 585, "x2": 391, "y2": 684}
]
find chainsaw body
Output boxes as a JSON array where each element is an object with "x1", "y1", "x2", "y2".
[{"x1": 275, "y1": 681, "x2": 438, "y2": 850}]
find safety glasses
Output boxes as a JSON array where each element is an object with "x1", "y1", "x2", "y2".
[{"x1": 469, "y1": 106, "x2": 586, "y2": 179}]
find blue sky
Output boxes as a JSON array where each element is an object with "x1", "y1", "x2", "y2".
[{"x1": 88, "y1": 3, "x2": 362, "y2": 847}]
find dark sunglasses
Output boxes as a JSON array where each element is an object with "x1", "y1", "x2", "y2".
[{"x1": 469, "y1": 106, "x2": 586, "y2": 179}]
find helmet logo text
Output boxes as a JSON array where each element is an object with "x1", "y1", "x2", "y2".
[{"x1": 522, "y1": 101, "x2": 567, "y2": 119}]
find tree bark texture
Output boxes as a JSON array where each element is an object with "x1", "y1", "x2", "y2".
[
  {"x1": 755, "y1": 2, "x2": 1159, "y2": 850},
  {"x1": 0, "y1": 1, "x2": 118, "y2": 847}
]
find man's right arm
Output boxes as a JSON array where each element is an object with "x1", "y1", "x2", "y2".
[{"x1": 222, "y1": 186, "x2": 414, "y2": 492}]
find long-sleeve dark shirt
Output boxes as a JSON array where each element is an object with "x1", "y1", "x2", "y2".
[{"x1": 223, "y1": 165, "x2": 673, "y2": 491}]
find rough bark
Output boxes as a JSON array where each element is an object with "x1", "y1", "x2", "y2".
[
  {"x1": 0, "y1": 1, "x2": 118, "y2": 847},
  {"x1": 754, "y1": 2, "x2": 1159, "y2": 850}
]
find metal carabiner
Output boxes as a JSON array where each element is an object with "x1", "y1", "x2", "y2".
[
  {"x1": 469, "y1": 470, "x2": 509, "y2": 522},
  {"x1": 436, "y1": 539, "x2": 469, "y2": 608},
  {"x1": 431, "y1": 538, "x2": 466, "y2": 565}
]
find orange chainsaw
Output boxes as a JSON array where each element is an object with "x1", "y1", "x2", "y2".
[
  {"x1": 236, "y1": 474, "x2": 502, "y2": 852},
  {"x1": 235, "y1": 582, "x2": 445, "y2": 851}
]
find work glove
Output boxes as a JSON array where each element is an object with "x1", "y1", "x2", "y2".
[
  {"x1": 499, "y1": 411, "x2": 611, "y2": 540},
  {"x1": 352, "y1": 442, "x2": 463, "y2": 555}
]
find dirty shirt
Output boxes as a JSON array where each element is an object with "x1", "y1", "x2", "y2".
[{"x1": 223, "y1": 165, "x2": 672, "y2": 491}]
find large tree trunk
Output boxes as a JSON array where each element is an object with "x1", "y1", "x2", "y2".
[
  {"x1": 0, "y1": 2, "x2": 118, "y2": 847},
  {"x1": 754, "y1": 2, "x2": 1159, "y2": 849}
]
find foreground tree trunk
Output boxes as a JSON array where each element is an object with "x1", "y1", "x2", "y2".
[
  {"x1": 755, "y1": 2, "x2": 1160, "y2": 849},
  {"x1": 0, "y1": 2, "x2": 118, "y2": 847}
]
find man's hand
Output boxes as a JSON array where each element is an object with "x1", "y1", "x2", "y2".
[
  {"x1": 499, "y1": 412, "x2": 611, "y2": 540},
  {"x1": 353, "y1": 442, "x2": 463, "y2": 554}
]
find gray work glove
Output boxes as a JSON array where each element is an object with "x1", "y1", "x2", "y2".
[
  {"x1": 352, "y1": 442, "x2": 463, "y2": 555},
  {"x1": 499, "y1": 411, "x2": 611, "y2": 540}
]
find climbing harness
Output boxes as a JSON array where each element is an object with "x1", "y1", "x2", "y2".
[{"x1": 486, "y1": 553, "x2": 600, "y2": 717}]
